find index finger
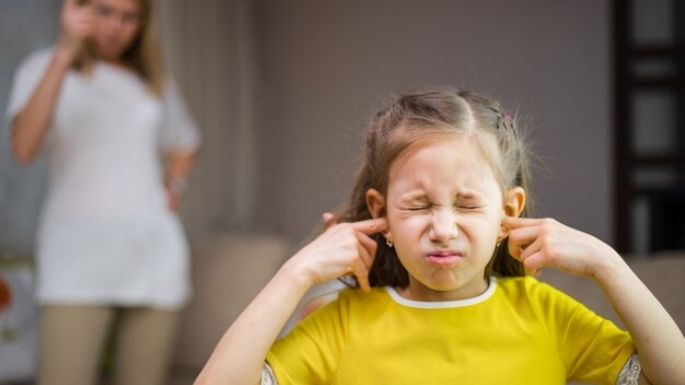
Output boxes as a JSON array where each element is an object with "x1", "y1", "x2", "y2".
[
  {"x1": 501, "y1": 216, "x2": 544, "y2": 229},
  {"x1": 351, "y1": 217, "x2": 387, "y2": 235}
]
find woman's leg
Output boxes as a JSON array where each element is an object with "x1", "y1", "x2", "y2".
[
  {"x1": 114, "y1": 307, "x2": 179, "y2": 385},
  {"x1": 38, "y1": 304, "x2": 114, "y2": 385}
]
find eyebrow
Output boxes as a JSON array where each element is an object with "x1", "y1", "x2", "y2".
[
  {"x1": 398, "y1": 194, "x2": 430, "y2": 204},
  {"x1": 455, "y1": 191, "x2": 480, "y2": 200}
]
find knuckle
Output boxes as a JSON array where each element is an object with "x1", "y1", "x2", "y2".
[
  {"x1": 343, "y1": 242, "x2": 357, "y2": 254},
  {"x1": 544, "y1": 247, "x2": 558, "y2": 262}
]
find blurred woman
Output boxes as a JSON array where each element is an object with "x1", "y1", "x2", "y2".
[{"x1": 5, "y1": 0, "x2": 201, "y2": 384}]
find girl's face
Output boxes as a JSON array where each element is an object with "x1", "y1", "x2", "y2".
[
  {"x1": 89, "y1": 0, "x2": 142, "y2": 62},
  {"x1": 372, "y1": 136, "x2": 508, "y2": 301}
]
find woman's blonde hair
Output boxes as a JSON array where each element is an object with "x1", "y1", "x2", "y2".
[
  {"x1": 73, "y1": 0, "x2": 165, "y2": 97},
  {"x1": 338, "y1": 88, "x2": 533, "y2": 288}
]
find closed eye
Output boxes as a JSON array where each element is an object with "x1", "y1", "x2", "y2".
[
  {"x1": 398, "y1": 198, "x2": 431, "y2": 211},
  {"x1": 407, "y1": 206, "x2": 429, "y2": 211},
  {"x1": 397, "y1": 202, "x2": 431, "y2": 211},
  {"x1": 457, "y1": 204, "x2": 483, "y2": 210}
]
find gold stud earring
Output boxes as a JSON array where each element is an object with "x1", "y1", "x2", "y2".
[
  {"x1": 496, "y1": 237, "x2": 503, "y2": 248},
  {"x1": 386, "y1": 239, "x2": 393, "y2": 248}
]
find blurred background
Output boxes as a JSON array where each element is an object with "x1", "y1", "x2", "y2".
[{"x1": 1, "y1": 0, "x2": 684, "y2": 383}]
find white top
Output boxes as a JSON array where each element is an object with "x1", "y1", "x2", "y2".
[{"x1": 5, "y1": 48, "x2": 201, "y2": 309}]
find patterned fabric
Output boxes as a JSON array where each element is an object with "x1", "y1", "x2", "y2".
[{"x1": 616, "y1": 354, "x2": 641, "y2": 385}]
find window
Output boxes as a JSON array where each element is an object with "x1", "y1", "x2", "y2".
[{"x1": 614, "y1": 0, "x2": 685, "y2": 253}]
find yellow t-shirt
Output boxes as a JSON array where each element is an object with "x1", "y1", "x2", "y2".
[{"x1": 267, "y1": 276, "x2": 634, "y2": 385}]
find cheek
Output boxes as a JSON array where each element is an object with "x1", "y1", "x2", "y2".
[
  {"x1": 457, "y1": 213, "x2": 501, "y2": 239},
  {"x1": 388, "y1": 212, "x2": 429, "y2": 239},
  {"x1": 125, "y1": 21, "x2": 141, "y2": 37}
]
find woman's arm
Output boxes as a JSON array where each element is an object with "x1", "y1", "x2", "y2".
[
  {"x1": 194, "y1": 218, "x2": 386, "y2": 385},
  {"x1": 12, "y1": 50, "x2": 71, "y2": 165},
  {"x1": 504, "y1": 217, "x2": 685, "y2": 385},
  {"x1": 11, "y1": 0, "x2": 92, "y2": 165}
]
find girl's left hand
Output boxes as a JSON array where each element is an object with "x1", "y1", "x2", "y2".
[{"x1": 502, "y1": 217, "x2": 621, "y2": 279}]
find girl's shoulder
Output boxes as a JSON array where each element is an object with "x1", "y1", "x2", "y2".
[
  {"x1": 497, "y1": 275, "x2": 565, "y2": 295},
  {"x1": 295, "y1": 287, "x2": 389, "y2": 328},
  {"x1": 315, "y1": 286, "x2": 392, "y2": 316},
  {"x1": 496, "y1": 275, "x2": 587, "y2": 314}
]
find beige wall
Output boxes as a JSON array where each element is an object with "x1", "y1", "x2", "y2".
[
  {"x1": 158, "y1": 0, "x2": 259, "y2": 240},
  {"x1": 251, "y1": 0, "x2": 613, "y2": 244}
]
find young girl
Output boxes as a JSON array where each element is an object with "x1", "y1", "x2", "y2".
[
  {"x1": 6, "y1": 0, "x2": 200, "y2": 384},
  {"x1": 195, "y1": 90, "x2": 684, "y2": 385}
]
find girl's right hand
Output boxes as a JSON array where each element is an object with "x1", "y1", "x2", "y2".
[
  {"x1": 285, "y1": 216, "x2": 387, "y2": 292},
  {"x1": 57, "y1": 0, "x2": 94, "y2": 62}
]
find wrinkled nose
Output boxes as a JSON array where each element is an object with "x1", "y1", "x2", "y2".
[{"x1": 428, "y1": 209, "x2": 458, "y2": 244}]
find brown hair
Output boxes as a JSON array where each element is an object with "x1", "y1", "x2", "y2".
[
  {"x1": 337, "y1": 88, "x2": 532, "y2": 288},
  {"x1": 73, "y1": 0, "x2": 166, "y2": 97}
]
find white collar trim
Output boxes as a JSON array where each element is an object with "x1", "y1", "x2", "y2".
[{"x1": 385, "y1": 277, "x2": 497, "y2": 309}]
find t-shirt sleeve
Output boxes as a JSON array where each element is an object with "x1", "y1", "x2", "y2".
[
  {"x1": 159, "y1": 78, "x2": 202, "y2": 153},
  {"x1": 266, "y1": 291, "x2": 349, "y2": 385},
  {"x1": 5, "y1": 48, "x2": 54, "y2": 126},
  {"x1": 530, "y1": 279, "x2": 635, "y2": 384}
]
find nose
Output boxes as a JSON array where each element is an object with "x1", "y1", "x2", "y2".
[
  {"x1": 111, "y1": 17, "x2": 125, "y2": 33},
  {"x1": 428, "y1": 208, "x2": 459, "y2": 244},
  {"x1": 101, "y1": 14, "x2": 123, "y2": 34}
]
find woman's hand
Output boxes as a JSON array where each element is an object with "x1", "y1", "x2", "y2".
[
  {"x1": 164, "y1": 177, "x2": 186, "y2": 212},
  {"x1": 56, "y1": 0, "x2": 95, "y2": 62},
  {"x1": 285, "y1": 215, "x2": 387, "y2": 292},
  {"x1": 165, "y1": 188, "x2": 181, "y2": 212},
  {"x1": 502, "y1": 216, "x2": 621, "y2": 279}
]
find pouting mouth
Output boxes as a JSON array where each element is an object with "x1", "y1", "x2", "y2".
[
  {"x1": 426, "y1": 251, "x2": 463, "y2": 258},
  {"x1": 424, "y1": 251, "x2": 464, "y2": 268}
]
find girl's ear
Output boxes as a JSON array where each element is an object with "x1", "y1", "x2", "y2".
[
  {"x1": 366, "y1": 188, "x2": 392, "y2": 239},
  {"x1": 501, "y1": 187, "x2": 526, "y2": 237},
  {"x1": 504, "y1": 186, "x2": 526, "y2": 218},
  {"x1": 365, "y1": 188, "x2": 386, "y2": 219}
]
